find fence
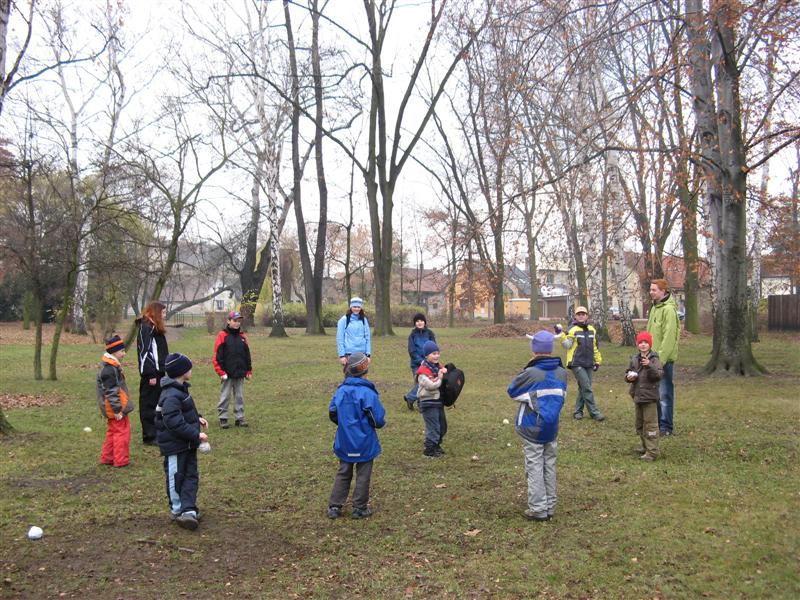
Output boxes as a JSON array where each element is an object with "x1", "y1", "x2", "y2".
[{"x1": 767, "y1": 295, "x2": 800, "y2": 331}]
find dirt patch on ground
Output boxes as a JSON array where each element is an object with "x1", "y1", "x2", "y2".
[
  {"x1": 0, "y1": 393, "x2": 68, "y2": 410},
  {"x1": 1, "y1": 514, "x2": 306, "y2": 599},
  {"x1": 7, "y1": 475, "x2": 106, "y2": 494}
]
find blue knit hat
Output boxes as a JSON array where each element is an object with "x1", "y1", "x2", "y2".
[
  {"x1": 528, "y1": 330, "x2": 554, "y2": 354},
  {"x1": 165, "y1": 353, "x2": 193, "y2": 378},
  {"x1": 350, "y1": 297, "x2": 364, "y2": 308},
  {"x1": 422, "y1": 340, "x2": 440, "y2": 357}
]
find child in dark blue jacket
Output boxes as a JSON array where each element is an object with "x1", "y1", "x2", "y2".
[
  {"x1": 155, "y1": 353, "x2": 209, "y2": 531},
  {"x1": 404, "y1": 312, "x2": 436, "y2": 410},
  {"x1": 327, "y1": 352, "x2": 386, "y2": 519}
]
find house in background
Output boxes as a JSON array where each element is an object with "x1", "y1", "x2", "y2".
[
  {"x1": 761, "y1": 254, "x2": 796, "y2": 296},
  {"x1": 398, "y1": 267, "x2": 450, "y2": 316}
]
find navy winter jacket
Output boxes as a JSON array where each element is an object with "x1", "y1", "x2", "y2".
[
  {"x1": 155, "y1": 376, "x2": 202, "y2": 456},
  {"x1": 407, "y1": 327, "x2": 436, "y2": 370},
  {"x1": 328, "y1": 377, "x2": 386, "y2": 463}
]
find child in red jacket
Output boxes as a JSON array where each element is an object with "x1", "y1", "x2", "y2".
[{"x1": 212, "y1": 311, "x2": 253, "y2": 428}]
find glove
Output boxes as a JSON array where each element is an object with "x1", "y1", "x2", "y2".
[
  {"x1": 593, "y1": 363, "x2": 600, "y2": 371},
  {"x1": 553, "y1": 324, "x2": 563, "y2": 334},
  {"x1": 221, "y1": 374, "x2": 228, "y2": 381}
]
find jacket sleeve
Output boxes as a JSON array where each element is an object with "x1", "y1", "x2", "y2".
[
  {"x1": 336, "y1": 317, "x2": 346, "y2": 357},
  {"x1": 646, "y1": 354, "x2": 664, "y2": 382},
  {"x1": 658, "y1": 310, "x2": 679, "y2": 363},
  {"x1": 137, "y1": 323, "x2": 156, "y2": 378},
  {"x1": 561, "y1": 326, "x2": 575, "y2": 349},
  {"x1": 593, "y1": 331, "x2": 602, "y2": 364},
  {"x1": 417, "y1": 372, "x2": 442, "y2": 392},
  {"x1": 363, "y1": 389, "x2": 386, "y2": 429},
  {"x1": 242, "y1": 333, "x2": 253, "y2": 375},
  {"x1": 100, "y1": 366, "x2": 122, "y2": 413},
  {"x1": 212, "y1": 331, "x2": 227, "y2": 377},
  {"x1": 364, "y1": 318, "x2": 371, "y2": 356},
  {"x1": 328, "y1": 390, "x2": 339, "y2": 424},
  {"x1": 161, "y1": 396, "x2": 201, "y2": 442},
  {"x1": 407, "y1": 333, "x2": 415, "y2": 359}
]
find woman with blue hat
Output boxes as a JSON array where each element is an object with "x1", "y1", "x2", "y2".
[{"x1": 336, "y1": 298, "x2": 372, "y2": 369}]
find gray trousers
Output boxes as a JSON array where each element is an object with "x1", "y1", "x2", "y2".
[
  {"x1": 522, "y1": 438, "x2": 557, "y2": 517},
  {"x1": 329, "y1": 459, "x2": 373, "y2": 509},
  {"x1": 572, "y1": 366, "x2": 601, "y2": 418},
  {"x1": 218, "y1": 377, "x2": 245, "y2": 421},
  {"x1": 420, "y1": 405, "x2": 447, "y2": 450}
]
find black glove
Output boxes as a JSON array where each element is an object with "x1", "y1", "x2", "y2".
[{"x1": 593, "y1": 363, "x2": 600, "y2": 372}]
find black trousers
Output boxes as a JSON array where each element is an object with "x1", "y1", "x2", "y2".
[
  {"x1": 329, "y1": 460, "x2": 374, "y2": 509},
  {"x1": 139, "y1": 376, "x2": 161, "y2": 443},
  {"x1": 164, "y1": 450, "x2": 199, "y2": 515}
]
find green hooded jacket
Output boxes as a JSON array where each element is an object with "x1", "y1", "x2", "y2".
[{"x1": 646, "y1": 293, "x2": 680, "y2": 363}]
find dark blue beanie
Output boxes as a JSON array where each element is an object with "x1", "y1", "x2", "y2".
[
  {"x1": 422, "y1": 340, "x2": 440, "y2": 357},
  {"x1": 165, "y1": 353, "x2": 193, "y2": 378}
]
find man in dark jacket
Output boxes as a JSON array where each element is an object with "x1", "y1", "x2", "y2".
[
  {"x1": 156, "y1": 353, "x2": 208, "y2": 531},
  {"x1": 403, "y1": 313, "x2": 436, "y2": 410},
  {"x1": 212, "y1": 311, "x2": 253, "y2": 428}
]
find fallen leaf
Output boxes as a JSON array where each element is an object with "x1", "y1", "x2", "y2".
[
  {"x1": 435, "y1": 483, "x2": 447, "y2": 489},
  {"x1": 463, "y1": 529, "x2": 481, "y2": 537}
]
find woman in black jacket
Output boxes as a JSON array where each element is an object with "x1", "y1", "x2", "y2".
[{"x1": 136, "y1": 301, "x2": 169, "y2": 445}]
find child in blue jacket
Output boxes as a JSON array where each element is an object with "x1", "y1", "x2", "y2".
[
  {"x1": 327, "y1": 352, "x2": 386, "y2": 519},
  {"x1": 507, "y1": 331, "x2": 567, "y2": 521},
  {"x1": 404, "y1": 312, "x2": 436, "y2": 410},
  {"x1": 336, "y1": 298, "x2": 372, "y2": 369}
]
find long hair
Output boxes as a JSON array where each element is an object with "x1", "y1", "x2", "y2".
[
  {"x1": 142, "y1": 301, "x2": 167, "y2": 335},
  {"x1": 346, "y1": 308, "x2": 367, "y2": 323}
]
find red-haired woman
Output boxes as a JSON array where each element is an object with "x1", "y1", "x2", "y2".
[{"x1": 136, "y1": 301, "x2": 169, "y2": 445}]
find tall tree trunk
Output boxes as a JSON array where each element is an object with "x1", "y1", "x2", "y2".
[
  {"x1": 686, "y1": 0, "x2": 763, "y2": 375},
  {"x1": 607, "y1": 152, "x2": 636, "y2": 345}
]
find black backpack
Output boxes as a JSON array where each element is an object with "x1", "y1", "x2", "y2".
[{"x1": 440, "y1": 363, "x2": 465, "y2": 407}]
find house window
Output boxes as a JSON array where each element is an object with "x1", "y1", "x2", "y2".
[
  {"x1": 546, "y1": 273, "x2": 554, "y2": 284},
  {"x1": 431, "y1": 303, "x2": 438, "y2": 310},
  {"x1": 216, "y1": 299, "x2": 224, "y2": 310}
]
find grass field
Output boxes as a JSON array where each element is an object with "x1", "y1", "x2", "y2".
[{"x1": 0, "y1": 324, "x2": 798, "y2": 599}]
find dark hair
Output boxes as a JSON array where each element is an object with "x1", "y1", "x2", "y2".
[
  {"x1": 346, "y1": 308, "x2": 367, "y2": 322},
  {"x1": 412, "y1": 312, "x2": 427, "y2": 325}
]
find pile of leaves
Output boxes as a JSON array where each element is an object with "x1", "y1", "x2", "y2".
[
  {"x1": 0, "y1": 393, "x2": 67, "y2": 410},
  {"x1": 471, "y1": 322, "x2": 532, "y2": 338}
]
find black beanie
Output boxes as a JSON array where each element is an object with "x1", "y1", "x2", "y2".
[
  {"x1": 165, "y1": 353, "x2": 193, "y2": 378},
  {"x1": 413, "y1": 313, "x2": 427, "y2": 325}
]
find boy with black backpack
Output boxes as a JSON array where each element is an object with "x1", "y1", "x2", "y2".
[
  {"x1": 507, "y1": 330, "x2": 567, "y2": 521},
  {"x1": 416, "y1": 340, "x2": 448, "y2": 458}
]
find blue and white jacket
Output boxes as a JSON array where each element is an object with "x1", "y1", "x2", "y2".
[
  {"x1": 507, "y1": 356, "x2": 567, "y2": 444},
  {"x1": 328, "y1": 377, "x2": 385, "y2": 463},
  {"x1": 336, "y1": 313, "x2": 371, "y2": 357}
]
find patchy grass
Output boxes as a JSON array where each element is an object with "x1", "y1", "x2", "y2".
[{"x1": 0, "y1": 325, "x2": 798, "y2": 599}]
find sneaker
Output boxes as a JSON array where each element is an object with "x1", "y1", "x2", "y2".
[
  {"x1": 219, "y1": 419, "x2": 229, "y2": 429},
  {"x1": 640, "y1": 454, "x2": 656, "y2": 462},
  {"x1": 235, "y1": 420, "x2": 248, "y2": 428},
  {"x1": 175, "y1": 511, "x2": 198, "y2": 530},
  {"x1": 434, "y1": 446, "x2": 445, "y2": 456},
  {"x1": 351, "y1": 507, "x2": 373, "y2": 519},
  {"x1": 523, "y1": 509, "x2": 550, "y2": 522},
  {"x1": 592, "y1": 415, "x2": 606, "y2": 422},
  {"x1": 423, "y1": 447, "x2": 440, "y2": 458},
  {"x1": 326, "y1": 506, "x2": 342, "y2": 519},
  {"x1": 635, "y1": 447, "x2": 646, "y2": 455},
  {"x1": 573, "y1": 413, "x2": 584, "y2": 420}
]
